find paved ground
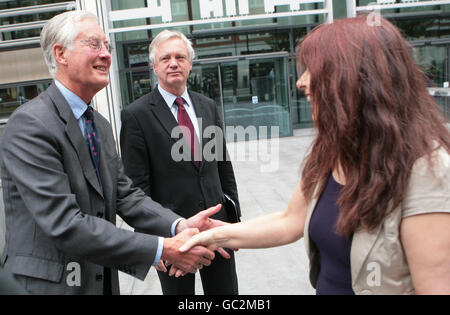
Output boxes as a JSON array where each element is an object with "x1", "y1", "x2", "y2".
[{"x1": 117, "y1": 128, "x2": 317, "y2": 295}]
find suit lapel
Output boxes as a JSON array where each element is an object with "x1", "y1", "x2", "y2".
[
  {"x1": 350, "y1": 215, "x2": 383, "y2": 287},
  {"x1": 149, "y1": 89, "x2": 180, "y2": 141},
  {"x1": 188, "y1": 91, "x2": 210, "y2": 169},
  {"x1": 47, "y1": 83, "x2": 103, "y2": 197},
  {"x1": 190, "y1": 91, "x2": 217, "y2": 169},
  {"x1": 303, "y1": 189, "x2": 319, "y2": 260},
  {"x1": 150, "y1": 88, "x2": 201, "y2": 169},
  {"x1": 96, "y1": 117, "x2": 114, "y2": 219},
  {"x1": 188, "y1": 91, "x2": 208, "y2": 146}
]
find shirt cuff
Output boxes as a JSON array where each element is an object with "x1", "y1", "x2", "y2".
[
  {"x1": 152, "y1": 237, "x2": 164, "y2": 266},
  {"x1": 171, "y1": 218, "x2": 184, "y2": 236}
]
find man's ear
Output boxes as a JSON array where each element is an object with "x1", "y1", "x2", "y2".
[{"x1": 53, "y1": 43, "x2": 68, "y2": 67}]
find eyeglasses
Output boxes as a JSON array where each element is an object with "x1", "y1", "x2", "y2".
[{"x1": 78, "y1": 38, "x2": 114, "y2": 54}]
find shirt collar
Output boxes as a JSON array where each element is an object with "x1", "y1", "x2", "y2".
[
  {"x1": 54, "y1": 80, "x2": 90, "y2": 120},
  {"x1": 157, "y1": 84, "x2": 192, "y2": 109}
]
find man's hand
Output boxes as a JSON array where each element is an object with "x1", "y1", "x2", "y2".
[
  {"x1": 155, "y1": 260, "x2": 167, "y2": 272},
  {"x1": 161, "y1": 228, "x2": 215, "y2": 274},
  {"x1": 176, "y1": 204, "x2": 227, "y2": 234},
  {"x1": 179, "y1": 229, "x2": 219, "y2": 253},
  {"x1": 175, "y1": 204, "x2": 232, "y2": 259}
]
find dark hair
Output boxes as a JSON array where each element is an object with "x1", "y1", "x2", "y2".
[{"x1": 297, "y1": 15, "x2": 450, "y2": 237}]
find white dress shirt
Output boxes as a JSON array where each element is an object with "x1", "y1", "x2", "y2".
[{"x1": 157, "y1": 84, "x2": 201, "y2": 142}]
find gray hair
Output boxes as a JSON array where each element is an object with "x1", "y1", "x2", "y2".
[
  {"x1": 149, "y1": 30, "x2": 195, "y2": 64},
  {"x1": 40, "y1": 10, "x2": 98, "y2": 77}
]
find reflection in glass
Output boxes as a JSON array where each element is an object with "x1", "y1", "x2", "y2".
[
  {"x1": 189, "y1": 57, "x2": 292, "y2": 141},
  {"x1": 0, "y1": 0, "x2": 63, "y2": 10},
  {"x1": 221, "y1": 57, "x2": 291, "y2": 141},
  {"x1": 0, "y1": 82, "x2": 51, "y2": 120},
  {"x1": 0, "y1": 1, "x2": 72, "y2": 40},
  {"x1": 290, "y1": 58, "x2": 312, "y2": 129},
  {"x1": 189, "y1": 64, "x2": 220, "y2": 105},
  {"x1": 413, "y1": 45, "x2": 448, "y2": 88}
]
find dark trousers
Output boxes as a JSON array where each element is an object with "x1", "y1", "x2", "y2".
[
  {"x1": 157, "y1": 250, "x2": 238, "y2": 295},
  {"x1": 103, "y1": 267, "x2": 112, "y2": 295}
]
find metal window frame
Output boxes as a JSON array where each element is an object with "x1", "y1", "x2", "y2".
[
  {"x1": 109, "y1": 9, "x2": 331, "y2": 34},
  {"x1": 347, "y1": 0, "x2": 450, "y2": 17},
  {"x1": 0, "y1": 1, "x2": 76, "y2": 45},
  {"x1": 190, "y1": 51, "x2": 292, "y2": 136},
  {"x1": 0, "y1": 36, "x2": 40, "y2": 48},
  {"x1": 0, "y1": 20, "x2": 47, "y2": 32},
  {"x1": 0, "y1": 78, "x2": 51, "y2": 89},
  {"x1": 191, "y1": 21, "x2": 321, "y2": 38},
  {"x1": 107, "y1": 0, "x2": 333, "y2": 34},
  {"x1": 193, "y1": 51, "x2": 290, "y2": 65},
  {"x1": 0, "y1": 1, "x2": 76, "y2": 18}
]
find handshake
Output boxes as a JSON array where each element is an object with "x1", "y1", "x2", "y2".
[{"x1": 157, "y1": 204, "x2": 231, "y2": 278}]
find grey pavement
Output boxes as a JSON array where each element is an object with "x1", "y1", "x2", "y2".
[{"x1": 117, "y1": 128, "x2": 317, "y2": 295}]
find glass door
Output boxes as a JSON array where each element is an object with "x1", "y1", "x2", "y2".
[
  {"x1": 290, "y1": 58, "x2": 313, "y2": 129},
  {"x1": 412, "y1": 45, "x2": 448, "y2": 88},
  {"x1": 412, "y1": 44, "x2": 450, "y2": 120},
  {"x1": 190, "y1": 53, "x2": 292, "y2": 141},
  {"x1": 188, "y1": 63, "x2": 221, "y2": 106}
]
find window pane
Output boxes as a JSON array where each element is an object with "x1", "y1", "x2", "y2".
[{"x1": 0, "y1": 82, "x2": 51, "y2": 120}]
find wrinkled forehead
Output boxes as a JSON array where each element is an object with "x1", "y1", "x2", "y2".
[
  {"x1": 74, "y1": 18, "x2": 107, "y2": 40},
  {"x1": 156, "y1": 37, "x2": 189, "y2": 55}
]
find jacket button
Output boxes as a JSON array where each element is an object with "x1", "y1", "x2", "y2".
[{"x1": 198, "y1": 201, "x2": 204, "y2": 208}]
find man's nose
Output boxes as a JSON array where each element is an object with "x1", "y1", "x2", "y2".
[
  {"x1": 97, "y1": 43, "x2": 111, "y2": 57},
  {"x1": 169, "y1": 57, "x2": 178, "y2": 67},
  {"x1": 98, "y1": 47, "x2": 111, "y2": 60}
]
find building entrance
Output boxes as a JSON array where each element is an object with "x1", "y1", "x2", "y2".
[{"x1": 189, "y1": 52, "x2": 291, "y2": 141}]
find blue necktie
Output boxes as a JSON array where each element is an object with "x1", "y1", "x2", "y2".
[{"x1": 84, "y1": 106, "x2": 102, "y2": 185}]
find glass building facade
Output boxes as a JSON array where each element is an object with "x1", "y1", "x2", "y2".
[
  {"x1": 1, "y1": 0, "x2": 450, "y2": 139},
  {"x1": 0, "y1": 0, "x2": 76, "y2": 125},
  {"x1": 110, "y1": 0, "x2": 328, "y2": 139}
]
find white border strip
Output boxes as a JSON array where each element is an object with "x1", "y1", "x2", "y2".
[{"x1": 109, "y1": 9, "x2": 328, "y2": 34}]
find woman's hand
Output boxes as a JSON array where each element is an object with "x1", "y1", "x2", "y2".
[{"x1": 179, "y1": 229, "x2": 219, "y2": 253}]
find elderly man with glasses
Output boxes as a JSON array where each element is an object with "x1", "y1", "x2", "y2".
[{"x1": 0, "y1": 10, "x2": 228, "y2": 295}]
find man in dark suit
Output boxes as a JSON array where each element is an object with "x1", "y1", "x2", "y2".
[
  {"x1": 120, "y1": 30, "x2": 240, "y2": 295},
  {"x1": 0, "y1": 11, "x2": 224, "y2": 295}
]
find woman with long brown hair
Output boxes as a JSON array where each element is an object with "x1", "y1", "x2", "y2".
[{"x1": 180, "y1": 16, "x2": 450, "y2": 294}]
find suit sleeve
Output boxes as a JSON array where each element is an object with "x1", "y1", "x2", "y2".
[
  {"x1": 0, "y1": 110, "x2": 172, "y2": 280},
  {"x1": 114, "y1": 154, "x2": 180, "y2": 237},
  {"x1": 120, "y1": 108, "x2": 152, "y2": 196}
]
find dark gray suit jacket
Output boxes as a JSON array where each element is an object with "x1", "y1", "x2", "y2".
[
  {"x1": 120, "y1": 88, "x2": 240, "y2": 221},
  {"x1": 0, "y1": 82, "x2": 181, "y2": 294}
]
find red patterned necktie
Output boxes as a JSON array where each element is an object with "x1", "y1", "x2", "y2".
[
  {"x1": 84, "y1": 106, "x2": 102, "y2": 185},
  {"x1": 174, "y1": 97, "x2": 200, "y2": 164}
]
